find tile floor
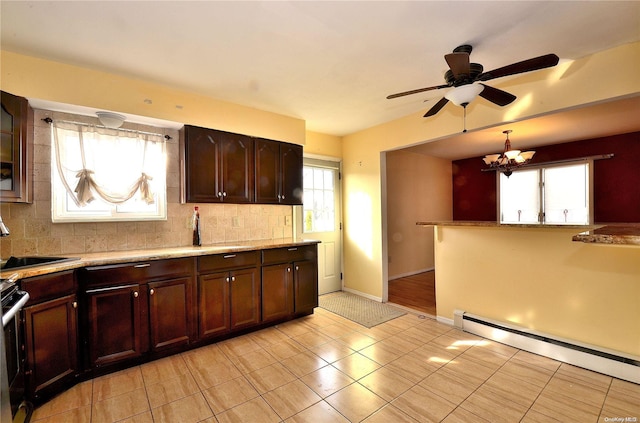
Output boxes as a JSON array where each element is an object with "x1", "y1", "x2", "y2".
[{"x1": 31, "y1": 307, "x2": 639, "y2": 423}]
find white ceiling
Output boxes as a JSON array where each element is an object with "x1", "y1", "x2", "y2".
[{"x1": 2, "y1": 1, "x2": 640, "y2": 145}]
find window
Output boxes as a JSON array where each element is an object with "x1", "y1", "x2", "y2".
[
  {"x1": 499, "y1": 162, "x2": 592, "y2": 225},
  {"x1": 302, "y1": 164, "x2": 337, "y2": 233},
  {"x1": 51, "y1": 121, "x2": 167, "y2": 222}
]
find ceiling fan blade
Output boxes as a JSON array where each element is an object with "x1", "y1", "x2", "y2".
[
  {"x1": 445, "y1": 52, "x2": 471, "y2": 78},
  {"x1": 479, "y1": 84, "x2": 516, "y2": 106},
  {"x1": 386, "y1": 84, "x2": 449, "y2": 99},
  {"x1": 478, "y1": 54, "x2": 560, "y2": 81},
  {"x1": 423, "y1": 97, "x2": 449, "y2": 117}
]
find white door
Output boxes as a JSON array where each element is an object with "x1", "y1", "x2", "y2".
[{"x1": 297, "y1": 158, "x2": 342, "y2": 295}]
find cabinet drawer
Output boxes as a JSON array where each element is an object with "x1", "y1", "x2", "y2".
[
  {"x1": 21, "y1": 270, "x2": 75, "y2": 305},
  {"x1": 198, "y1": 251, "x2": 258, "y2": 273},
  {"x1": 79, "y1": 258, "x2": 194, "y2": 287},
  {"x1": 262, "y1": 245, "x2": 317, "y2": 265}
]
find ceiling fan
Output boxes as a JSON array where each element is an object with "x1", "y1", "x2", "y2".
[{"x1": 387, "y1": 45, "x2": 559, "y2": 118}]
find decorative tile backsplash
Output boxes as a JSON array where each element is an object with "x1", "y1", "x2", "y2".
[{"x1": 0, "y1": 109, "x2": 293, "y2": 257}]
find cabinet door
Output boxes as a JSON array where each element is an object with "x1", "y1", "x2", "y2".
[
  {"x1": 280, "y1": 143, "x2": 303, "y2": 205},
  {"x1": 148, "y1": 277, "x2": 191, "y2": 351},
  {"x1": 198, "y1": 272, "x2": 230, "y2": 339},
  {"x1": 23, "y1": 294, "x2": 78, "y2": 399},
  {"x1": 1, "y1": 90, "x2": 32, "y2": 203},
  {"x1": 261, "y1": 264, "x2": 293, "y2": 322},
  {"x1": 294, "y1": 260, "x2": 318, "y2": 313},
  {"x1": 86, "y1": 284, "x2": 144, "y2": 367},
  {"x1": 182, "y1": 125, "x2": 222, "y2": 203},
  {"x1": 229, "y1": 267, "x2": 260, "y2": 330},
  {"x1": 221, "y1": 134, "x2": 254, "y2": 203},
  {"x1": 255, "y1": 138, "x2": 281, "y2": 204}
]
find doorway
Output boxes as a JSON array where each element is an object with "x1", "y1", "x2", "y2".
[{"x1": 297, "y1": 157, "x2": 343, "y2": 295}]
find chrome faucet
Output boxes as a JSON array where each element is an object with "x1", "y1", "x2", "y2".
[{"x1": 0, "y1": 216, "x2": 9, "y2": 237}]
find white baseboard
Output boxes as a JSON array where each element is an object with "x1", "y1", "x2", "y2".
[
  {"x1": 436, "y1": 316, "x2": 454, "y2": 326},
  {"x1": 342, "y1": 287, "x2": 382, "y2": 302}
]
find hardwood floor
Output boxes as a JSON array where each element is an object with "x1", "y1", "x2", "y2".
[{"x1": 388, "y1": 271, "x2": 436, "y2": 316}]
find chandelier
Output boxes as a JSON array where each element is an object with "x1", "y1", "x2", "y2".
[{"x1": 483, "y1": 130, "x2": 535, "y2": 177}]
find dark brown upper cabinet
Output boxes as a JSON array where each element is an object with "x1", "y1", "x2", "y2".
[
  {"x1": 255, "y1": 138, "x2": 303, "y2": 205},
  {"x1": 1, "y1": 90, "x2": 33, "y2": 203},
  {"x1": 180, "y1": 125, "x2": 254, "y2": 203}
]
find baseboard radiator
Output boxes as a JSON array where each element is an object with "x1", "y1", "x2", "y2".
[{"x1": 454, "y1": 310, "x2": 640, "y2": 384}]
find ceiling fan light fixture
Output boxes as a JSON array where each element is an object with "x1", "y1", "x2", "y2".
[{"x1": 444, "y1": 83, "x2": 484, "y2": 106}]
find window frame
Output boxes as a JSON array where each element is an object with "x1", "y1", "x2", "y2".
[{"x1": 497, "y1": 159, "x2": 594, "y2": 225}]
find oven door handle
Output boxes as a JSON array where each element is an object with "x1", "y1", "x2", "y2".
[{"x1": 2, "y1": 291, "x2": 30, "y2": 328}]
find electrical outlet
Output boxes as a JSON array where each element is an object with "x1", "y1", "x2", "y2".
[
  {"x1": 232, "y1": 216, "x2": 240, "y2": 228},
  {"x1": 285, "y1": 216, "x2": 291, "y2": 226}
]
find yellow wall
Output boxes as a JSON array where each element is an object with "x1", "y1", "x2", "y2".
[
  {"x1": 304, "y1": 130, "x2": 342, "y2": 159},
  {"x1": 386, "y1": 150, "x2": 452, "y2": 278},
  {"x1": 1, "y1": 51, "x2": 306, "y2": 144},
  {"x1": 341, "y1": 42, "x2": 640, "y2": 299},
  {"x1": 434, "y1": 226, "x2": 640, "y2": 356}
]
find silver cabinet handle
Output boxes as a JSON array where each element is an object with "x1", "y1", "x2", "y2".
[
  {"x1": 288, "y1": 248, "x2": 298, "y2": 251},
  {"x1": 134, "y1": 263, "x2": 150, "y2": 268},
  {"x1": 223, "y1": 254, "x2": 236, "y2": 259}
]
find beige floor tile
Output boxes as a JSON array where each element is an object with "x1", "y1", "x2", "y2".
[
  {"x1": 92, "y1": 367, "x2": 144, "y2": 402},
  {"x1": 145, "y1": 371, "x2": 200, "y2": 409},
  {"x1": 281, "y1": 349, "x2": 329, "y2": 377},
  {"x1": 202, "y1": 376, "x2": 259, "y2": 414},
  {"x1": 218, "y1": 334, "x2": 262, "y2": 357},
  {"x1": 437, "y1": 356, "x2": 497, "y2": 389},
  {"x1": 544, "y1": 371, "x2": 608, "y2": 407},
  {"x1": 190, "y1": 360, "x2": 243, "y2": 390},
  {"x1": 385, "y1": 352, "x2": 439, "y2": 384},
  {"x1": 140, "y1": 353, "x2": 189, "y2": 386},
  {"x1": 317, "y1": 322, "x2": 358, "y2": 339},
  {"x1": 276, "y1": 320, "x2": 313, "y2": 337},
  {"x1": 216, "y1": 397, "x2": 281, "y2": 423},
  {"x1": 332, "y1": 351, "x2": 381, "y2": 380},
  {"x1": 392, "y1": 384, "x2": 457, "y2": 422},
  {"x1": 483, "y1": 371, "x2": 543, "y2": 407},
  {"x1": 419, "y1": 369, "x2": 477, "y2": 405},
  {"x1": 244, "y1": 362, "x2": 297, "y2": 394},
  {"x1": 285, "y1": 400, "x2": 349, "y2": 423},
  {"x1": 359, "y1": 341, "x2": 404, "y2": 366},
  {"x1": 229, "y1": 347, "x2": 277, "y2": 373},
  {"x1": 384, "y1": 314, "x2": 422, "y2": 330},
  {"x1": 293, "y1": 329, "x2": 334, "y2": 348},
  {"x1": 381, "y1": 334, "x2": 421, "y2": 354},
  {"x1": 325, "y1": 382, "x2": 386, "y2": 422},
  {"x1": 116, "y1": 410, "x2": 154, "y2": 423},
  {"x1": 429, "y1": 333, "x2": 475, "y2": 353},
  {"x1": 182, "y1": 343, "x2": 231, "y2": 369},
  {"x1": 529, "y1": 390, "x2": 602, "y2": 422},
  {"x1": 263, "y1": 379, "x2": 322, "y2": 419},
  {"x1": 411, "y1": 341, "x2": 460, "y2": 365},
  {"x1": 400, "y1": 325, "x2": 438, "y2": 345},
  {"x1": 497, "y1": 358, "x2": 555, "y2": 388},
  {"x1": 337, "y1": 331, "x2": 377, "y2": 351},
  {"x1": 461, "y1": 344, "x2": 512, "y2": 371},
  {"x1": 150, "y1": 392, "x2": 214, "y2": 423},
  {"x1": 91, "y1": 387, "x2": 149, "y2": 423},
  {"x1": 601, "y1": 378, "x2": 640, "y2": 418},
  {"x1": 265, "y1": 338, "x2": 307, "y2": 360},
  {"x1": 460, "y1": 382, "x2": 530, "y2": 423},
  {"x1": 442, "y1": 407, "x2": 492, "y2": 423},
  {"x1": 310, "y1": 340, "x2": 355, "y2": 363},
  {"x1": 249, "y1": 326, "x2": 291, "y2": 347},
  {"x1": 32, "y1": 380, "x2": 93, "y2": 420},
  {"x1": 30, "y1": 405, "x2": 91, "y2": 423},
  {"x1": 362, "y1": 403, "x2": 419, "y2": 422},
  {"x1": 511, "y1": 350, "x2": 562, "y2": 373},
  {"x1": 300, "y1": 364, "x2": 355, "y2": 398},
  {"x1": 359, "y1": 366, "x2": 415, "y2": 401},
  {"x1": 556, "y1": 362, "x2": 612, "y2": 389}
]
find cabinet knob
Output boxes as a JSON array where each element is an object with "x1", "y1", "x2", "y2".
[
  {"x1": 223, "y1": 192, "x2": 227, "y2": 197},
  {"x1": 295, "y1": 265, "x2": 299, "y2": 271},
  {"x1": 72, "y1": 301, "x2": 78, "y2": 309},
  {"x1": 287, "y1": 267, "x2": 291, "y2": 272},
  {"x1": 231, "y1": 276, "x2": 236, "y2": 282},
  {"x1": 218, "y1": 191, "x2": 223, "y2": 198},
  {"x1": 133, "y1": 291, "x2": 139, "y2": 298},
  {"x1": 149, "y1": 289, "x2": 155, "y2": 296}
]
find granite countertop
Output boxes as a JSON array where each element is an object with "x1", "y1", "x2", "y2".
[
  {"x1": 0, "y1": 238, "x2": 320, "y2": 279},
  {"x1": 416, "y1": 221, "x2": 640, "y2": 246}
]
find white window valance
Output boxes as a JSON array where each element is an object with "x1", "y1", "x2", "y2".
[{"x1": 52, "y1": 120, "x2": 165, "y2": 208}]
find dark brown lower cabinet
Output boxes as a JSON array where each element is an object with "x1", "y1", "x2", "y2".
[
  {"x1": 199, "y1": 267, "x2": 260, "y2": 339},
  {"x1": 148, "y1": 277, "x2": 191, "y2": 351},
  {"x1": 85, "y1": 284, "x2": 145, "y2": 368},
  {"x1": 293, "y1": 259, "x2": 318, "y2": 313},
  {"x1": 23, "y1": 294, "x2": 78, "y2": 400},
  {"x1": 261, "y1": 263, "x2": 293, "y2": 322}
]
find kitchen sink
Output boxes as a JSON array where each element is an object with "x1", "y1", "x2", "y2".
[{"x1": 1, "y1": 256, "x2": 78, "y2": 270}]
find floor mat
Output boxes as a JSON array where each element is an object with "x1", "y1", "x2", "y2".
[{"x1": 319, "y1": 291, "x2": 407, "y2": 328}]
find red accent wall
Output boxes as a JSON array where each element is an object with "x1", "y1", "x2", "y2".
[{"x1": 452, "y1": 132, "x2": 640, "y2": 222}]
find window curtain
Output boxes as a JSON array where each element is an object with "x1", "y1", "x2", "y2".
[{"x1": 52, "y1": 120, "x2": 165, "y2": 207}]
